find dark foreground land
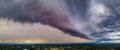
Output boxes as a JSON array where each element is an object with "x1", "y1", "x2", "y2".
[{"x1": 0, "y1": 42, "x2": 120, "y2": 50}]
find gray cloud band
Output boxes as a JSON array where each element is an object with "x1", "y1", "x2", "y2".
[{"x1": 0, "y1": 0, "x2": 91, "y2": 40}]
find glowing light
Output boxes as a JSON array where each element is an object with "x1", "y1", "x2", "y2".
[
  {"x1": 107, "y1": 32, "x2": 120, "y2": 36},
  {"x1": 25, "y1": 40, "x2": 34, "y2": 43},
  {"x1": 91, "y1": 1, "x2": 109, "y2": 16},
  {"x1": 23, "y1": 40, "x2": 46, "y2": 43},
  {"x1": 0, "y1": 40, "x2": 46, "y2": 43},
  {"x1": 23, "y1": 49, "x2": 28, "y2": 50},
  {"x1": 94, "y1": 4, "x2": 106, "y2": 14}
]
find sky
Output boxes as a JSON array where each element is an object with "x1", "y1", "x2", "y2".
[{"x1": 0, "y1": 0, "x2": 119, "y2": 43}]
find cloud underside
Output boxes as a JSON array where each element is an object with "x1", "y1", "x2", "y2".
[
  {"x1": 0, "y1": 19, "x2": 89, "y2": 43},
  {"x1": 0, "y1": 0, "x2": 91, "y2": 40}
]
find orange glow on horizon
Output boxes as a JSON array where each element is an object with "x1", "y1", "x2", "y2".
[
  {"x1": 0, "y1": 40, "x2": 46, "y2": 43},
  {"x1": 23, "y1": 40, "x2": 46, "y2": 43}
]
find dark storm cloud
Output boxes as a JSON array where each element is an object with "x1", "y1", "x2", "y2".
[
  {"x1": 0, "y1": 0, "x2": 91, "y2": 39},
  {"x1": 66, "y1": 0, "x2": 89, "y2": 14},
  {"x1": 65, "y1": 0, "x2": 90, "y2": 20}
]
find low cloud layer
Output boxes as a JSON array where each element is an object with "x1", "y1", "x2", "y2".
[{"x1": 0, "y1": 19, "x2": 89, "y2": 43}]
